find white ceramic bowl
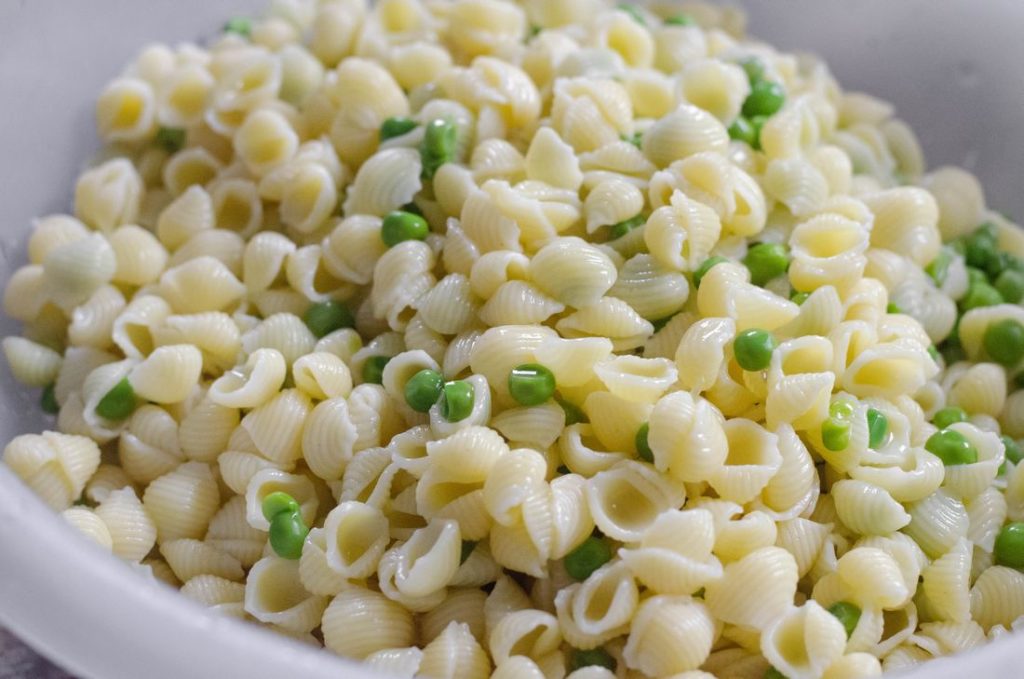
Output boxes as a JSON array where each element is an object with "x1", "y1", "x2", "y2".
[{"x1": 2, "y1": 2, "x2": 1024, "y2": 677}]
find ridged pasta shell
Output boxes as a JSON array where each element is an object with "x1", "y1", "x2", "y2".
[
  {"x1": 704, "y1": 546, "x2": 797, "y2": 630},
  {"x1": 244, "y1": 556, "x2": 328, "y2": 634}
]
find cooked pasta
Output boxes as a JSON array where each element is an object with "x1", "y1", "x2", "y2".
[{"x1": 5, "y1": 2, "x2": 1024, "y2": 677}]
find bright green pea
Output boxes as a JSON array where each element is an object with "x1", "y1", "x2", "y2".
[
  {"x1": 556, "y1": 396, "x2": 587, "y2": 425},
  {"x1": 223, "y1": 17, "x2": 252, "y2": 37},
  {"x1": 986, "y1": 251, "x2": 1022, "y2": 279},
  {"x1": 886, "y1": 302, "x2": 902, "y2": 314},
  {"x1": 821, "y1": 417, "x2": 851, "y2": 452},
  {"x1": 961, "y1": 282, "x2": 1003, "y2": 310},
  {"x1": 743, "y1": 242, "x2": 790, "y2": 286},
  {"x1": 739, "y1": 56, "x2": 765, "y2": 84},
  {"x1": 41, "y1": 384, "x2": 59, "y2": 414},
  {"x1": 966, "y1": 266, "x2": 989, "y2": 287},
  {"x1": 405, "y1": 369, "x2": 444, "y2": 413},
  {"x1": 830, "y1": 400, "x2": 856, "y2": 420},
  {"x1": 635, "y1": 423, "x2": 653, "y2": 463},
  {"x1": 927, "y1": 345, "x2": 941, "y2": 363},
  {"x1": 995, "y1": 268, "x2": 1024, "y2": 304},
  {"x1": 362, "y1": 356, "x2": 390, "y2": 385},
  {"x1": 420, "y1": 118, "x2": 458, "y2": 179},
  {"x1": 965, "y1": 224, "x2": 999, "y2": 270},
  {"x1": 728, "y1": 116, "x2": 759, "y2": 147},
  {"x1": 381, "y1": 210, "x2": 429, "y2": 247},
  {"x1": 439, "y1": 380, "x2": 474, "y2": 422},
  {"x1": 867, "y1": 408, "x2": 888, "y2": 449},
  {"x1": 664, "y1": 13, "x2": 694, "y2": 26},
  {"x1": 925, "y1": 247, "x2": 954, "y2": 286},
  {"x1": 765, "y1": 668, "x2": 788, "y2": 679},
  {"x1": 569, "y1": 647, "x2": 617, "y2": 672},
  {"x1": 564, "y1": 535, "x2": 613, "y2": 581},
  {"x1": 616, "y1": 3, "x2": 646, "y2": 25},
  {"x1": 742, "y1": 80, "x2": 786, "y2": 118},
  {"x1": 1003, "y1": 435, "x2": 1023, "y2": 466},
  {"x1": 749, "y1": 114, "x2": 769, "y2": 141},
  {"x1": 155, "y1": 127, "x2": 186, "y2": 153},
  {"x1": 926, "y1": 429, "x2": 979, "y2": 466},
  {"x1": 380, "y1": 116, "x2": 417, "y2": 141},
  {"x1": 303, "y1": 300, "x2": 354, "y2": 338},
  {"x1": 460, "y1": 540, "x2": 477, "y2": 564},
  {"x1": 95, "y1": 378, "x2": 137, "y2": 421},
  {"x1": 984, "y1": 319, "x2": 1024, "y2": 366},
  {"x1": 693, "y1": 256, "x2": 729, "y2": 289},
  {"x1": 508, "y1": 364, "x2": 556, "y2": 406},
  {"x1": 994, "y1": 522, "x2": 1024, "y2": 570},
  {"x1": 620, "y1": 131, "x2": 643, "y2": 149},
  {"x1": 791, "y1": 291, "x2": 810, "y2": 305},
  {"x1": 733, "y1": 328, "x2": 778, "y2": 371},
  {"x1": 827, "y1": 601, "x2": 862, "y2": 639},
  {"x1": 269, "y1": 510, "x2": 308, "y2": 560},
  {"x1": 933, "y1": 406, "x2": 968, "y2": 429},
  {"x1": 609, "y1": 214, "x2": 645, "y2": 240},
  {"x1": 261, "y1": 491, "x2": 300, "y2": 522}
]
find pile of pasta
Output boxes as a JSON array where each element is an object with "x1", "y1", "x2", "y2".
[{"x1": 5, "y1": 0, "x2": 1024, "y2": 677}]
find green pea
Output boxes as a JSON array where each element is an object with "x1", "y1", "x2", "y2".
[
  {"x1": 739, "y1": 56, "x2": 765, "y2": 84},
  {"x1": 940, "y1": 341, "x2": 966, "y2": 366},
  {"x1": 664, "y1": 13, "x2": 694, "y2": 26},
  {"x1": 269, "y1": 510, "x2": 308, "y2": 560},
  {"x1": 460, "y1": 540, "x2": 477, "y2": 564},
  {"x1": 927, "y1": 345, "x2": 941, "y2": 363},
  {"x1": 401, "y1": 201, "x2": 424, "y2": 216},
  {"x1": 303, "y1": 300, "x2": 354, "y2": 338},
  {"x1": 556, "y1": 464, "x2": 570, "y2": 475},
  {"x1": 635, "y1": 423, "x2": 653, "y2": 463},
  {"x1": 693, "y1": 255, "x2": 729, "y2": 289},
  {"x1": 925, "y1": 249, "x2": 952, "y2": 286},
  {"x1": 439, "y1": 380, "x2": 474, "y2": 422},
  {"x1": 790, "y1": 291, "x2": 810, "y2": 305},
  {"x1": 765, "y1": 668, "x2": 788, "y2": 679},
  {"x1": 508, "y1": 364, "x2": 556, "y2": 406},
  {"x1": 381, "y1": 210, "x2": 429, "y2": 247},
  {"x1": 966, "y1": 266, "x2": 989, "y2": 287},
  {"x1": 821, "y1": 417, "x2": 851, "y2": 452},
  {"x1": 728, "y1": 116, "x2": 759, "y2": 147},
  {"x1": 569, "y1": 647, "x2": 617, "y2": 672},
  {"x1": 733, "y1": 328, "x2": 778, "y2": 371},
  {"x1": 380, "y1": 116, "x2": 417, "y2": 141},
  {"x1": 932, "y1": 406, "x2": 968, "y2": 429},
  {"x1": 261, "y1": 491, "x2": 300, "y2": 522},
  {"x1": 965, "y1": 224, "x2": 999, "y2": 270},
  {"x1": 155, "y1": 127, "x2": 187, "y2": 153},
  {"x1": 41, "y1": 384, "x2": 59, "y2": 414},
  {"x1": 1003, "y1": 435, "x2": 1023, "y2": 466},
  {"x1": 651, "y1": 314, "x2": 674, "y2": 332},
  {"x1": 621, "y1": 131, "x2": 643, "y2": 149},
  {"x1": 556, "y1": 396, "x2": 587, "y2": 425},
  {"x1": 961, "y1": 282, "x2": 1003, "y2": 311},
  {"x1": 742, "y1": 80, "x2": 786, "y2": 118},
  {"x1": 564, "y1": 535, "x2": 613, "y2": 581},
  {"x1": 926, "y1": 429, "x2": 979, "y2": 466},
  {"x1": 827, "y1": 601, "x2": 862, "y2": 639},
  {"x1": 886, "y1": 302, "x2": 902, "y2": 314},
  {"x1": 609, "y1": 214, "x2": 645, "y2": 240},
  {"x1": 749, "y1": 114, "x2": 769, "y2": 142},
  {"x1": 223, "y1": 17, "x2": 252, "y2": 37},
  {"x1": 994, "y1": 522, "x2": 1024, "y2": 570},
  {"x1": 617, "y1": 3, "x2": 646, "y2": 25},
  {"x1": 987, "y1": 251, "x2": 1022, "y2": 279},
  {"x1": 405, "y1": 369, "x2": 444, "y2": 413},
  {"x1": 420, "y1": 118, "x2": 457, "y2": 179},
  {"x1": 743, "y1": 242, "x2": 790, "y2": 286},
  {"x1": 995, "y1": 268, "x2": 1024, "y2": 304},
  {"x1": 866, "y1": 408, "x2": 888, "y2": 449},
  {"x1": 362, "y1": 356, "x2": 391, "y2": 385},
  {"x1": 983, "y1": 319, "x2": 1024, "y2": 366},
  {"x1": 95, "y1": 377, "x2": 138, "y2": 421}
]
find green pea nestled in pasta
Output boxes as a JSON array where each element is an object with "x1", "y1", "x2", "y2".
[
  {"x1": 405, "y1": 369, "x2": 444, "y2": 413},
  {"x1": 983, "y1": 319, "x2": 1024, "y2": 367},
  {"x1": 379, "y1": 116, "x2": 417, "y2": 141},
  {"x1": 925, "y1": 429, "x2": 979, "y2": 466},
  {"x1": 635, "y1": 423, "x2": 653, "y2": 462},
  {"x1": 693, "y1": 255, "x2": 729, "y2": 289},
  {"x1": 733, "y1": 328, "x2": 777, "y2": 371},
  {"x1": 569, "y1": 647, "x2": 617, "y2": 672},
  {"x1": 40, "y1": 384, "x2": 59, "y2": 415},
  {"x1": 439, "y1": 380, "x2": 474, "y2": 422},
  {"x1": 303, "y1": 300, "x2": 354, "y2": 338},
  {"x1": 508, "y1": 364, "x2": 556, "y2": 406},
  {"x1": 932, "y1": 406, "x2": 968, "y2": 429},
  {"x1": 994, "y1": 523, "x2": 1024, "y2": 570},
  {"x1": 743, "y1": 243, "x2": 790, "y2": 287},
  {"x1": 821, "y1": 401, "x2": 855, "y2": 452},
  {"x1": 361, "y1": 356, "x2": 390, "y2": 385},
  {"x1": 95, "y1": 377, "x2": 138, "y2": 421},
  {"x1": 564, "y1": 534, "x2": 612, "y2": 581},
  {"x1": 826, "y1": 601, "x2": 862, "y2": 639},
  {"x1": 419, "y1": 118, "x2": 457, "y2": 180},
  {"x1": 262, "y1": 491, "x2": 307, "y2": 560},
  {"x1": 866, "y1": 408, "x2": 888, "y2": 449},
  {"x1": 381, "y1": 210, "x2": 429, "y2": 247}
]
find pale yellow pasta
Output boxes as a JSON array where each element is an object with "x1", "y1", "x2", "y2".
[
  {"x1": 241, "y1": 313, "x2": 316, "y2": 365},
  {"x1": 704, "y1": 546, "x2": 798, "y2": 631},
  {"x1": 128, "y1": 344, "x2": 203, "y2": 404},
  {"x1": 244, "y1": 556, "x2": 328, "y2": 634},
  {"x1": 761, "y1": 600, "x2": 848, "y2": 679},
  {"x1": 108, "y1": 224, "x2": 169, "y2": 287},
  {"x1": 162, "y1": 146, "x2": 222, "y2": 196},
  {"x1": 2, "y1": 336, "x2": 63, "y2": 387},
  {"x1": 61, "y1": 506, "x2": 114, "y2": 550},
  {"x1": 142, "y1": 461, "x2": 220, "y2": 543},
  {"x1": 641, "y1": 104, "x2": 728, "y2": 168},
  {"x1": 74, "y1": 158, "x2": 143, "y2": 232},
  {"x1": 528, "y1": 237, "x2": 617, "y2": 309}
]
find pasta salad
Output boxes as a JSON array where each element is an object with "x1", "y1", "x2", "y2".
[{"x1": 4, "y1": 1, "x2": 1024, "y2": 678}]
